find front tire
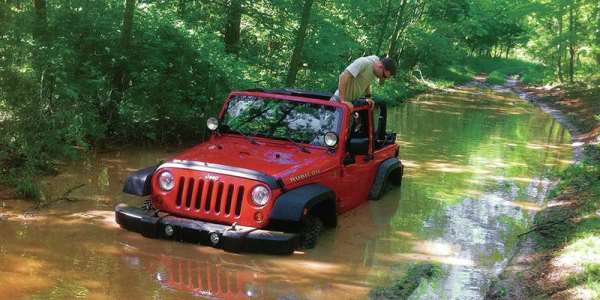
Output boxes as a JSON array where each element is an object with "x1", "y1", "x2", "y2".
[{"x1": 300, "y1": 215, "x2": 323, "y2": 249}]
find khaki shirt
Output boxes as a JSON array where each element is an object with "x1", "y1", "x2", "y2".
[{"x1": 334, "y1": 55, "x2": 378, "y2": 101}]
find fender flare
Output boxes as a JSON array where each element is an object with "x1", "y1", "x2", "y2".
[
  {"x1": 122, "y1": 164, "x2": 159, "y2": 196},
  {"x1": 369, "y1": 158, "x2": 402, "y2": 200},
  {"x1": 269, "y1": 184, "x2": 337, "y2": 228}
]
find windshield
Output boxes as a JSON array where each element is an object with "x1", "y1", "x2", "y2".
[{"x1": 221, "y1": 95, "x2": 342, "y2": 147}]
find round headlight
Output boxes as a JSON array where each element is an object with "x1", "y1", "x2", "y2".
[
  {"x1": 158, "y1": 171, "x2": 175, "y2": 191},
  {"x1": 251, "y1": 185, "x2": 270, "y2": 207},
  {"x1": 207, "y1": 117, "x2": 219, "y2": 131},
  {"x1": 324, "y1": 132, "x2": 338, "y2": 147}
]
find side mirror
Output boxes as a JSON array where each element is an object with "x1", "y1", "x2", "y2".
[
  {"x1": 206, "y1": 117, "x2": 219, "y2": 131},
  {"x1": 348, "y1": 138, "x2": 369, "y2": 155}
]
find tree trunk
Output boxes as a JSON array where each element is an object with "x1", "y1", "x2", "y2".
[
  {"x1": 374, "y1": 0, "x2": 392, "y2": 55},
  {"x1": 108, "y1": 0, "x2": 136, "y2": 132},
  {"x1": 113, "y1": 0, "x2": 136, "y2": 91},
  {"x1": 568, "y1": 3, "x2": 575, "y2": 83},
  {"x1": 32, "y1": 0, "x2": 52, "y2": 102},
  {"x1": 285, "y1": 0, "x2": 314, "y2": 86},
  {"x1": 120, "y1": 0, "x2": 136, "y2": 51},
  {"x1": 32, "y1": 0, "x2": 47, "y2": 43},
  {"x1": 387, "y1": 0, "x2": 407, "y2": 60},
  {"x1": 388, "y1": 0, "x2": 425, "y2": 60},
  {"x1": 224, "y1": 0, "x2": 242, "y2": 55},
  {"x1": 557, "y1": 8, "x2": 564, "y2": 82}
]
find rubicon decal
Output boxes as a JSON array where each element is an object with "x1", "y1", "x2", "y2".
[{"x1": 287, "y1": 170, "x2": 321, "y2": 184}]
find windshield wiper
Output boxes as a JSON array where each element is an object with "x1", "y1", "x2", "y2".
[{"x1": 284, "y1": 137, "x2": 310, "y2": 153}]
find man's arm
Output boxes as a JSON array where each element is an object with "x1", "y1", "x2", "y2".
[
  {"x1": 365, "y1": 84, "x2": 374, "y2": 106},
  {"x1": 338, "y1": 70, "x2": 352, "y2": 103}
]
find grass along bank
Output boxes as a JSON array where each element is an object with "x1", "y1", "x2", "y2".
[{"x1": 370, "y1": 263, "x2": 445, "y2": 300}]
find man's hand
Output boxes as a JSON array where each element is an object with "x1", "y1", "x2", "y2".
[{"x1": 343, "y1": 101, "x2": 354, "y2": 110}]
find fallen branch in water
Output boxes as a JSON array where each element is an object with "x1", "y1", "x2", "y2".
[
  {"x1": 517, "y1": 216, "x2": 573, "y2": 238},
  {"x1": 28, "y1": 183, "x2": 86, "y2": 211},
  {"x1": 62, "y1": 183, "x2": 86, "y2": 198}
]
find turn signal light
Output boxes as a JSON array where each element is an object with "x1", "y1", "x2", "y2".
[{"x1": 254, "y1": 212, "x2": 264, "y2": 223}]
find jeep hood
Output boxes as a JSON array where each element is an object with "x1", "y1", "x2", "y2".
[{"x1": 167, "y1": 136, "x2": 336, "y2": 183}]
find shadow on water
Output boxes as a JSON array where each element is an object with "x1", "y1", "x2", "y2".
[{"x1": 0, "y1": 86, "x2": 573, "y2": 299}]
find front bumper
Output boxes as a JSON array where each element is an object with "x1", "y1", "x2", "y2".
[{"x1": 115, "y1": 204, "x2": 298, "y2": 255}]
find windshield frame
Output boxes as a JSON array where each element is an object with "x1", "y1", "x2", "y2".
[{"x1": 219, "y1": 92, "x2": 345, "y2": 148}]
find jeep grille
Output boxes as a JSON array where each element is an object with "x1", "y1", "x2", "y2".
[{"x1": 174, "y1": 177, "x2": 244, "y2": 219}]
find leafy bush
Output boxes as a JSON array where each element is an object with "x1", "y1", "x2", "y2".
[
  {"x1": 15, "y1": 177, "x2": 42, "y2": 201},
  {"x1": 1, "y1": 0, "x2": 591, "y2": 201},
  {"x1": 369, "y1": 263, "x2": 444, "y2": 300}
]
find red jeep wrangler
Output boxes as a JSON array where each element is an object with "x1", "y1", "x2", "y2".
[{"x1": 115, "y1": 89, "x2": 403, "y2": 254}]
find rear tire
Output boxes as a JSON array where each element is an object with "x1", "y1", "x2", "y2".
[
  {"x1": 300, "y1": 215, "x2": 323, "y2": 249},
  {"x1": 370, "y1": 165, "x2": 404, "y2": 201},
  {"x1": 370, "y1": 179, "x2": 387, "y2": 201},
  {"x1": 389, "y1": 165, "x2": 403, "y2": 186}
]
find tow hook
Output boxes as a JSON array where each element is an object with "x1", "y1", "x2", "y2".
[{"x1": 230, "y1": 222, "x2": 238, "y2": 231}]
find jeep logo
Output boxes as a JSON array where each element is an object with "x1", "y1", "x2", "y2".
[{"x1": 204, "y1": 174, "x2": 220, "y2": 181}]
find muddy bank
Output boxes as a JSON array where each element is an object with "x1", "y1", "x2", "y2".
[{"x1": 486, "y1": 81, "x2": 599, "y2": 299}]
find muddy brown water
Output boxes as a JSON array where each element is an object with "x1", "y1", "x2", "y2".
[{"x1": 0, "y1": 86, "x2": 573, "y2": 300}]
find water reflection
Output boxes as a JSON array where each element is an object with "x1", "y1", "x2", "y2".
[
  {"x1": 120, "y1": 242, "x2": 295, "y2": 300},
  {"x1": 388, "y1": 87, "x2": 572, "y2": 299},
  {"x1": 0, "y1": 86, "x2": 573, "y2": 299}
]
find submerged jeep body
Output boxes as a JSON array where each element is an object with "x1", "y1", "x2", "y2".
[{"x1": 115, "y1": 89, "x2": 403, "y2": 254}]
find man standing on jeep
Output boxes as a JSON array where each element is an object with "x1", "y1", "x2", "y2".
[{"x1": 331, "y1": 55, "x2": 397, "y2": 106}]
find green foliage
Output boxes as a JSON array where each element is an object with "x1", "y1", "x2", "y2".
[
  {"x1": 464, "y1": 58, "x2": 552, "y2": 84},
  {"x1": 526, "y1": 0, "x2": 599, "y2": 83},
  {"x1": 14, "y1": 176, "x2": 42, "y2": 201},
  {"x1": 1, "y1": 0, "x2": 598, "y2": 198},
  {"x1": 581, "y1": 263, "x2": 600, "y2": 296},
  {"x1": 563, "y1": 252, "x2": 600, "y2": 297},
  {"x1": 369, "y1": 263, "x2": 444, "y2": 300},
  {"x1": 374, "y1": 74, "x2": 430, "y2": 104},
  {"x1": 401, "y1": 27, "x2": 462, "y2": 77},
  {"x1": 535, "y1": 145, "x2": 600, "y2": 250},
  {"x1": 553, "y1": 146, "x2": 600, "y2": 195}
]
